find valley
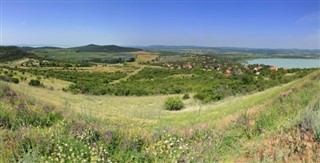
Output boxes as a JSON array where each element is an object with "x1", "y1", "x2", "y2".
[{"x1": 0, "y1": 45, "x2": 319, "y2": 162}]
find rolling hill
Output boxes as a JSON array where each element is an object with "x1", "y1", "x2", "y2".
[
  {"x1": 70, "y1": 44, "x2": 142, "y2": 52},
  {"x1": 0, "y1": 46, "x2": 36, "y2": 62}
]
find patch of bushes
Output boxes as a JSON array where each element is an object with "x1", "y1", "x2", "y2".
[
  {"x1": 29, "y1": 79, "x2": 41, "y2": 87},
  {"x1": 194, "y1": 86, "x2": 233, "y2": 103},
  {"x1": 11, "y1": 77, "x2": 19, "y2": 84},
  {"x1": 182, "y1": 93, "x2": 190, "y2": 100},
  {"x1": 0, "y1": 75, "x2": 19, "y2": 84},
  {"x1": 165, "y1": 97, "x2": 185, "y2": 111}
]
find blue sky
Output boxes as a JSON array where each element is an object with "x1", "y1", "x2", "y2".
[{"x1": 1, "y1": 0, "x2": 319, "y2": 49}]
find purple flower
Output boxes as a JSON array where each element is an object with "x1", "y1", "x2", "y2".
[{"x1": 104, "y1": 131, "x2": 113, "y2": 142}]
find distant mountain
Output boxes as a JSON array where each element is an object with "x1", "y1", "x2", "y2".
[
  {"x1": 36, "y1": 46, "x2": 62, "y2": 50},
  {"x1": 0, "y1": 46, "x2": 36, "y2": 62},
  {"x1": 71, "y1": 44, "x2": 142, "y2": 52},
  {"x1": 19, "y1": 46, "x2": 36, "y2": 51},
  {"x1": 20, "y1": 46, "x2": 62, "y2": 51}
]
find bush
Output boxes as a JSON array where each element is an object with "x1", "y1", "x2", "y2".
[
  {"x1": 29, "y1": 79, "x2": 41, "y2": 87},
  {"x1": 183, "y1": 93, "x2": 190, "y2": 100},
  {"x1": 165, "y1": 97, "x2": 184, "y2": 111},
  {"x1": 11, "y1": 77, "x2": 19, "y2": 84}
]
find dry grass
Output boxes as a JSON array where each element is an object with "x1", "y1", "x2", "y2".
[{"x1": 128, "y1": 51, "x2": 158, "y2": 63}]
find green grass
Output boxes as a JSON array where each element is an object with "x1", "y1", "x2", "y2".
[{"x1": 0, "y1": 70, "x2": 319, "y2": 162}]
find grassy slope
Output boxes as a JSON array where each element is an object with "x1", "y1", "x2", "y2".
[
  {"x1": 2, "y1": 70, "x2": 319, "y2": 130},
  {"x1": 0, "y1": 70, "x2": 319, "y2": 161}
]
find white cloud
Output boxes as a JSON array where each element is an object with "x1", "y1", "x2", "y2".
[{"x1": 296, "y1": 11, "x2": 320, "y2": 25}]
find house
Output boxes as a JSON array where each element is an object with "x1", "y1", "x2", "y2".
[
  {"x1": 183, "y1": 64, "x2": 193, "y2": 69},
  {"x1": 225, "y1": 69, "x2": 232, "y2": 76},
  {"x1": 224, "y1": 70, "x2": 231, "y2": 77},
  {"x1": 243, "y1": 65, "x2": 249, "y2": 70},
  {"x1": 254, "y1": 65, "x2": 263, "y2": 71},
  {"x1": 270, "y1": 66, "x2": 278, "y2": 71}
]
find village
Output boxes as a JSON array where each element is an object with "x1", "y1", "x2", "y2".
[{"x1": 154, "y1": 55, "x2": 284, "y2": 77}]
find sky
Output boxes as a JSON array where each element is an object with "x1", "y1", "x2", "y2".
[{"x1": 1, "y1": 0, "x2": 319, "y2": 49}]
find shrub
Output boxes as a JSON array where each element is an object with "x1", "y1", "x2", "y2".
[
  {"x1": 165, "y1": 97, "x2": 184, "y2": 111},
  {"x1": 194, "y1": 92, "x2": 225, "y2": 103},
  {"x1": 11, "y1": 77, "x2": 19, "y2": 84},
  {"x1": 183, "y1": 93, "x2": 190, "y2": 100},
  {"x1": 0, "y1": 75, "x2": 11, "y2": 82},
  {"x1": 29, "y1": 79, "x2": 41, "y2": 87}
]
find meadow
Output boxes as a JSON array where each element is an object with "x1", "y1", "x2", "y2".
[{"x1": 0, "y1": 46, "x2": 319, "y2": 162}]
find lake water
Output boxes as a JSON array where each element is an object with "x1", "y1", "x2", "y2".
[{"x1": 246, "y1": 58, "x2": 320, "y2": 69}]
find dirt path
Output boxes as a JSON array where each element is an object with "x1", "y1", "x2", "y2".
[
  {"x1": 109, "y1": 64, "x2": 164, "y2": 84},
  {"x1": 109, "y1": 65, "x2": 145, "y2": 84}
]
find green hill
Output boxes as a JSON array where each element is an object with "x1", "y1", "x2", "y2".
[
  {"x1": 71, "y1": 44, "x2": 142, "y2": 52},
  {"x1": 20, "y1": 46, "x2": 62, "y2": 51},
  {"x1": 0, "y1": 46, "x2": 36, "y2": 62}
]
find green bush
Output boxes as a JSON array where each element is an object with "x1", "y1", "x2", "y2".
[
  {"x1": 183, "y1": 93, "x2": 190, "y2": 100},
  {"x1": 165, "y1": 97, "x2": 185, "y2": 111},
  {"x1": 29, "y1": 79, "x2": 41, "y2": 87},
  {"x1": 11, "y1": 77, "x2": 19, "y2": 84}
]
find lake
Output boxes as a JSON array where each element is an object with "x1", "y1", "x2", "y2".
[{"x1": 246, "y1": 58, "x2": 320, "y2": 69}]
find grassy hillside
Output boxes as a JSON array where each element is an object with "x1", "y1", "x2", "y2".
[
  {"x1": 0, "y1": 46, "x2": 36, "y2": 62},
  {"x1": 0, "y1": 70, "x2": 319, "y2": 162}
]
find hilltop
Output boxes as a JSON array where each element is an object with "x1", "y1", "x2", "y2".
[
  {"x1": 20, "y1": 46, "x2": 62, "y2": 51},
  {"x1": 0, "y1": 46, "x2": 36, "y2": 62},
  {"x1": 70, "y1": 44, "x2": 142, "y2": 52}
]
